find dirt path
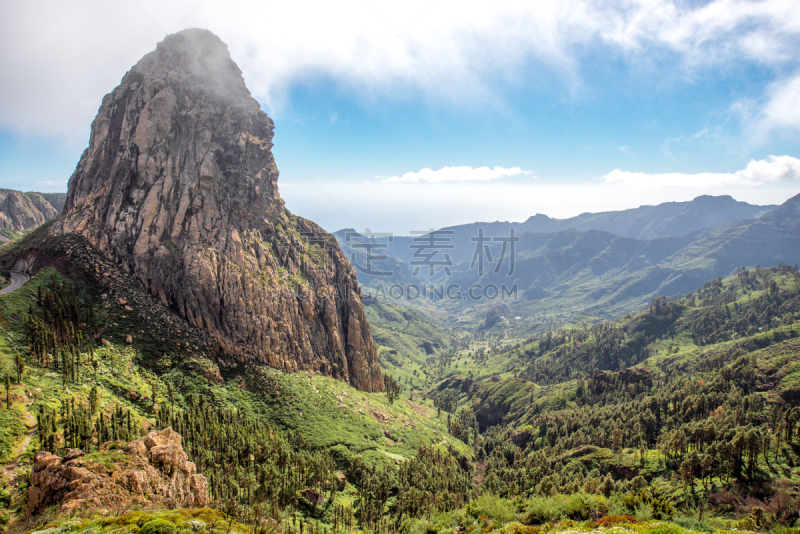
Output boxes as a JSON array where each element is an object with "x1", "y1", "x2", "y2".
[{"x1": 3, "y1": 413, "x2": 37, "y2": 484}]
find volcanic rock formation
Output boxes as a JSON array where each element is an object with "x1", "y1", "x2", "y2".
[
  {"x1": 50, "y1": 29, "x2": 382, "y2": 392},
  {"x1": 28, "y1": 428, "x2": 207, "y2": 515},
  {"x1": 0, "y1": 190, "x2": 58, "y2": 232}
]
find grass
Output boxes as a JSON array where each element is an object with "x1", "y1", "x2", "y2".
[
  {"x1": 0, "y1": 242, "x2": 472, "y2": 479},
  {"x1": 0, "y1": 233, "x2": 481, "y2": 533},
  {"x1": 489, "y1": 519, "x2": 755, "y2": 534},
  {"x1": 0, "y1": 321, "x2": 34, "y2": 462},
  {"x1": 19, "y1": 508, "x2": 249, "y2": 534},
  {"x1": 82, "y1": 450, "x2": 134, "y2": 475},
  {"x1": 222, "y1": 366, "x2": 471, "y2": 465},
  {"x1": 0, "y1": 212, "x2": 796, "y2": 532},
  {"x1": 21, "y1": 502, "x2": 760, "y2": 534}
]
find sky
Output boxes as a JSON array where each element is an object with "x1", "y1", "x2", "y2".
[{"x1": 1, "y1": 0, "x2": 799, "y2": 235}]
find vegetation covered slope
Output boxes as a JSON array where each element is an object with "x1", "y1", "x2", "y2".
[
  {"x1": 1, "y1": 228, "x2": 800, "y2": 534},
  {"x1": 338, "y1": 193, "x2": 800, "y2": 337},
  {"x1": 417, "y1": 265, "x2": 800, "y2": 532},
  {"x1": 0, "y1": 230, "x2": 471, "y2": 534}
]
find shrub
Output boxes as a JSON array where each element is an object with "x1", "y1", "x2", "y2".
[
  {"x1": 647, "y1": 524, "x2": 686, "y2": 534},
  {"x1": 140, "y1": 519, "x2": 177, "y2": 534},
  {"x1": 525, "y1": 495, "x2": 568, "y2": 524},
  {"x1": 622, "y1": 489, "x2": 674, "y2": 519},
  {"x1": 328, "y1": 444, "x2": 354, "y2": 471},
  {"x1": 564, "y1": 493, "x2": 607, "y2": 520},
  {"x1": 734, "y1": 516, "x2": 757, "y2": 531},
  {"x1": 398, "y1": 518, "x2": 436, "y2": 534},
  {"x1": 464, "y1": 495, "x2": 516, "y2": 525},
  {"x1": 525, "y1": 493, "x2": 609, "y2": 524},
  {"x1": 634, "y1": 502, "x2": 653, "y2": 522}
]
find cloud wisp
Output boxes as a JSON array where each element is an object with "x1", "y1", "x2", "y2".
[
  {"x1": 603, "y1": 155, "x2": 800, "y2": 188},
  {"x1": 756, "y1": 74, "x2": 800, "y2": 134},
  {"x1": 382, "y1": 165, "x2": 531, "y2": 183},
  {"x1": 2, "y1": 0, "x2": 800, "y2": 139}
]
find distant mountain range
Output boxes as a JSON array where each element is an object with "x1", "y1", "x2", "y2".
[
  {"x1": 517, "y1": 194, "x2": 776, "y2": 240},
  {"x1": 336, "y1": 193, "x2": 799, "y2": 328},
  {"x1": 376, "y1": 194, "x2": 776, "y2": 264},
  {"x1": 0, "y1": 189, "x2": 64, "y2": 239}
]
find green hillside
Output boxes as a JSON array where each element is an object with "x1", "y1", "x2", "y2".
[
  {"x1": 0, "y1": 232, "x2": 471, "y2": 534},
  {"x1": 1, "y1": 229, "x2": 800, "y2": 534},
  {"x1": 340, "y1": 194, "x2": 800, "y2": 338}
]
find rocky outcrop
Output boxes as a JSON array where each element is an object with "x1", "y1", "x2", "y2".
[
  {"x1": 300, "y1": 488, "x2": 326, "y2": 506},
  {"x1": 28, "y1": 428, "x2": 207, "y2": 515},
  {"x1": 0, "y1": 189, "x2": 58, "y2": 232},
  {"x1": 49, "y1": 28, "x2": 382, "y2": 391}
]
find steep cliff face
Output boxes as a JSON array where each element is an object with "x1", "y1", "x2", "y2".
[
  {"x1": 50, "y1": 29, "x2": 382, "y2": 392},
  {"x1": 0, "y1": 189, "x2": 58, "y2": 231}
]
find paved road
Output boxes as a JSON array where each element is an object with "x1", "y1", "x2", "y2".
[{"x1": 0, "y1": 271, "x2": 29, "y2": 295}]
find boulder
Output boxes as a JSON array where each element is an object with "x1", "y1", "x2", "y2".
[
  {"x1": 29, "y1": 427, "x2": 207, "y2": 515},
  {"x1": 300, "y1": 488, "x2": 326, "y2": 506},
  {"x1": 335, "y1": 472, "x2": 347, "y2": 491}
]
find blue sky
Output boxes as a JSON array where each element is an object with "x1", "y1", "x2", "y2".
[{"x1": 1, "y1": 0, "x2": 799, "y2": 234}]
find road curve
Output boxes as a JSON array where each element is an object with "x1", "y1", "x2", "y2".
[{"x1": 0, "y1": 271, "x2": 29, "y2": 295}]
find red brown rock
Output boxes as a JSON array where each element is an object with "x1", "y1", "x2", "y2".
[
  {"x1": 300, "y1": 488, "x2": 325, "y2": 506},
  {"x1": 0, "y1": 190, "x2": 58, "y2": 232},
  {"x1": 49, "y1": 28, "x2": 382, "y2": 392},
  {"x1": 28, "y1": 428, "x2": 207, "y2": 515}
]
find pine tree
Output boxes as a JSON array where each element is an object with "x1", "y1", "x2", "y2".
[
  {"x1": 89, "y1": 385, "x2": 98, "y2": 413},
  {"x1": 92, "y1": 347, "x2": 98, "y2": 382},
  {"x1": 14, "y1": 353, "x2": 24, "y2": 383}
]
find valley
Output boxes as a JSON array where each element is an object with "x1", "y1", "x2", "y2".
[
  {"x1": 0, "y1": 25, "x2": 797, "y2": 534},
  {"x1": 1, "y1": 215, "x2": 799, "y2": 534}
]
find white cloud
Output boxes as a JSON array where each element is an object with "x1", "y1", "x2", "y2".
[
  {"x1": 281, "y1": 179, "x2": 798, "y2": 235},
  {"x1": 603, "y1": 155, "x2": 800, "y2": 188},
  {"x1": 756, "y1": 73, "x2": 800, "y2": 134},
  {"x1": 614, "y1": 0, "x2": 800, "y2": 68},
  {"x1": 383, "y1": 166, "x2": 531, "y2": 183},
  {"x1": 33, "y1": 179, "x2": 68, "y2": 190},
  {"x1": 1, "y1": 0, "x2": 799, "y2": 139}
]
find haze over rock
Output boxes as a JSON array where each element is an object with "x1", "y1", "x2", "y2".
[
  {"x1": 0, "y1": 189, "x2": 58, "y2": 233},
  {"x1": 49, "y1": 29, "x2": 382, "y2": 392}
]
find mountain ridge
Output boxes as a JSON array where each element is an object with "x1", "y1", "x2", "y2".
[
  {"x1": 32, "y1": 28, "x2": 382, "y2": 391},
  {"x1": 336, "y1": 192, "x2": 799, "y2": 332},
  {"x1": 0, "y1": 189, "x2": 59, "y2": 237}
]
